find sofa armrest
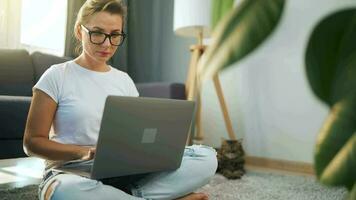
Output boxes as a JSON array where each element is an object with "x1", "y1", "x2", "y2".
[
  {"x1": 135, "y1": 82, "x2": 186, "y2": 100},
  {"x1": 0, "y1": 95, "x2": 31, "y2": 140}
]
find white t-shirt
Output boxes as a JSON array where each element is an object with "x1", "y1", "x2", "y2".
[{"x1": 34, "y1": 60, "x2": 139, "y2": 146}]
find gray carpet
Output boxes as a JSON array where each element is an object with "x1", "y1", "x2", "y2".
[
  {"x1": 198, "y1": 171, "x2": 348, "y2": 200},
  {"x1": 0, "y1": 184, "x2": 38, "y2": 200},
  {"x1": 0, "y1": 171, "x2": 347, "y2": 200}
]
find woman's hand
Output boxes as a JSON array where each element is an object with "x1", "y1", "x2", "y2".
[{"x1": 79, "y1": 147, "x2": 96, "y2": 161}]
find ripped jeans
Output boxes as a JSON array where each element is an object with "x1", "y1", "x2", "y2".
[{"x1": 38, "y1": 145, "x2": 218, "y2": 200}]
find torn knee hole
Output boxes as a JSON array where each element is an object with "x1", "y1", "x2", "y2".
[{"x1": 44, "y1": 180, "x2": 59, "y2": 200}]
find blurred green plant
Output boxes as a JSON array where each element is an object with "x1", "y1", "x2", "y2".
[
  {"x1": 201, "y1": 0, "x2": 355, "y2": 198},
  {"x1": 212, "y1": 0, "x2": 234, "y2": 30},
  {"x1": 305, "y1": 8, "x2": 356, "y2": 199},
  {"x1": 198, "y1": 0, "x2": 285, "y2": 82}
]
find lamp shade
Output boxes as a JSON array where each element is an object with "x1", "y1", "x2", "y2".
[{"x1": 173, "y1": 0, "x2": 212, "y2": 38}]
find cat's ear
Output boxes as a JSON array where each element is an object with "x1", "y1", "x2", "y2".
[{"x1": 221, "y1": 137, "x2": 227, "y2": 143}]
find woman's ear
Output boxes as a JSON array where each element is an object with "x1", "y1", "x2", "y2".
[{"x1": 75, "y1": 25, "x2": 82, "y2": 41}]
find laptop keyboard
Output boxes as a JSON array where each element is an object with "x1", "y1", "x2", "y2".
[{"x1": 61, "y1": 159, "x2": 93, "y2": 172}]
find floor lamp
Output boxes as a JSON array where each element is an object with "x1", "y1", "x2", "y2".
[{"x1": 174, "y1": 0, "x2": 237, "y2": 144}]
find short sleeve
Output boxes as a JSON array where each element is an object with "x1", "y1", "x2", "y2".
[
  {"x1": 124, "y1": 73, "x2": 139, "y2": 97},
  {"x1": 33, "y1": 65, "x2": 62, "y2": 103}
]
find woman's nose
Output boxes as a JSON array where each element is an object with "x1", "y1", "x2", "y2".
[{"x1": 101, "y1": 37, "x2": 111, "y2": 47}]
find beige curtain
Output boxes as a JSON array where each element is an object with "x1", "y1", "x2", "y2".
[
  {"x1": 64, "y1": 0, "x2": 86, "y2": 57},
  {"x1": 0, "y1": 0, "x2": 22, "y2": 49}
]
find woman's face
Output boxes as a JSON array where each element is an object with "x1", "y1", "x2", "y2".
[{"x1": 78, "y1": 11, "x2": 123, "y2": 64}]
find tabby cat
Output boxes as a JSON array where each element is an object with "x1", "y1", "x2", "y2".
[{"x1": 217, "y1": 139, "x2": 245, "y2": 179}]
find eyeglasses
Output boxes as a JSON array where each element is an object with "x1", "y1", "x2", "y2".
[{"x1": 81, "y1": 25, "x2": 126, "y2": 46}]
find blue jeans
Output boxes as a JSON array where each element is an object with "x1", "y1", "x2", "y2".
[{"x1": 38, "y1": 145, "x2": 218, "y2": 200}]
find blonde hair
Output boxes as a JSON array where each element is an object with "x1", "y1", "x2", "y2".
[{"x1": 74, "y1": 0, "x2": 127, "y2": 55}]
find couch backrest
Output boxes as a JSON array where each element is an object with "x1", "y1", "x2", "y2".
[
  {"x1": 135, "y1": 82, "x2": 186, "y2": 99},
  {"x1": 0, "y1": 49, "x2": 34, "y2": 96},
  {"x1": 31, "y1": 51, "x2": 71, "y2": 83}
]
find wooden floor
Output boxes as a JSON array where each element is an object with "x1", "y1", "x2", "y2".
[
  {"x1": 245, "y1": 156, "x2": 315, "y2": 177},
  {"x1": 245, "y1": 164, "x2": 314, "y2": 178},
  {"x1": 0, "y1": 157, "x2": 44, "y2": 189}
]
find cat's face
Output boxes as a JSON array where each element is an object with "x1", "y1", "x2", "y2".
[{"x1": 218, "y1": 140, "x2": 244, "y2": 159}]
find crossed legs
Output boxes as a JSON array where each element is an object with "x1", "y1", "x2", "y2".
[{"x1": 41, "y1": 145, "x2": 217, "y2": 200}]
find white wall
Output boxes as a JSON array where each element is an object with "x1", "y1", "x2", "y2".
[
  {"x1": 200, "y1": 0, "x2": 356, "y2": 163},
  {"x1": 160, "y1": 0, "x2": 356, "y2": 163}
]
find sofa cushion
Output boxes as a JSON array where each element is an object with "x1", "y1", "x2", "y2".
[
  {"x1": 135, "y1": 82, "x2": 186, "y2": 100},
  {"x1": 0, "y1": 49, "x2": 34, "y2": 96},
  {"x1": 0, "y1": 95, "x2": 31, "y2": 139},
  {"x1": 31, "y1": 51, "x2": 71, "y2": 83},
  {"x1": 0, "y1": 140, "x2": 26, "y2": 159}
]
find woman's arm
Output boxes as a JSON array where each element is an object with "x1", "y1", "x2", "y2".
[{"x1": 23, "y1": 89, "x2": 92, "y2": 161}]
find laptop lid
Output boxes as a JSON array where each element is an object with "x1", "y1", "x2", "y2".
[{"x1": 91, "y1": 96, "x2": 195, "y2": 179}]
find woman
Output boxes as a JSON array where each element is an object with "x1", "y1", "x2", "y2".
[{"x1": 23, "y1": 0, "x2": 217, "y2": 199}]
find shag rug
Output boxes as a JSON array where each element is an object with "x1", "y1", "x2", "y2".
[
  {"x1": 0, "y1": 184, "x2": 38, "y2": 200},
  {"x1": 0, "y1": 171, "x2": 347, "y2": 200},
  {"x1": 197, "y1": 172, "x2": 348, "y2": 200}
]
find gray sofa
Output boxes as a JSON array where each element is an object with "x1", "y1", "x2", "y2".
[{"x1": 0, "y1": 49, "x2": 185, "y2": 159}]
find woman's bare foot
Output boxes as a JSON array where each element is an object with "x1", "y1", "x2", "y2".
[{"x1": 176, "y1": 192, "x2": 208, "y2": 200}]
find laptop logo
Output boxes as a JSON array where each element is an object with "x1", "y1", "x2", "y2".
[{"x1": 142, "y1": 128, "x2": 157, "y2": 143}]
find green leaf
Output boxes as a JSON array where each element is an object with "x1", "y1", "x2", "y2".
[
  {"x1": 198, "y1": 0, "x2": 285, "y2": 81},
  {"x1": 319, "y1": 133, "x2": 356, "y2": 190},
  {"x1": 212, "y1": 0, "x2": 234, "y2": 30},
  {"x1": 305, "y1": 9, "x2": 356, "y2": 106},
  {"x1": 349, "y1": 183, "x2": 356, "y2": 200},
  {"x1": 306, "y1": 8, "x2": 356, "y2": 192},
  {"x1": 314, "y1": 94, "x2": 356, "y2": 192}
]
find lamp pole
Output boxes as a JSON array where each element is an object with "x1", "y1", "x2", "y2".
[
  {"x1": 185, "y1": 30, "x2": 205, "y2": 144},
  {"x1": 174, "y1": 0, "x2": 237, "y2": 144}
]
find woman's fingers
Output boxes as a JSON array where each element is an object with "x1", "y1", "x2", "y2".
[
  {"x1": 80, "y1": 147, "x2": 96, "y2": 160},
  {"x1": 89, "y1": 148, "x2": 96, "y2": 159}
]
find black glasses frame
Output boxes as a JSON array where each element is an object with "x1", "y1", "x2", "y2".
[{"x1": 81, "y1": 25, "x2": 126, "y2": 46}]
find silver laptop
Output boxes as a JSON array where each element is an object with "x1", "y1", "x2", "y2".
[{"x1": 58, "y1": 96, "x2": 195, "y2": 180}]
